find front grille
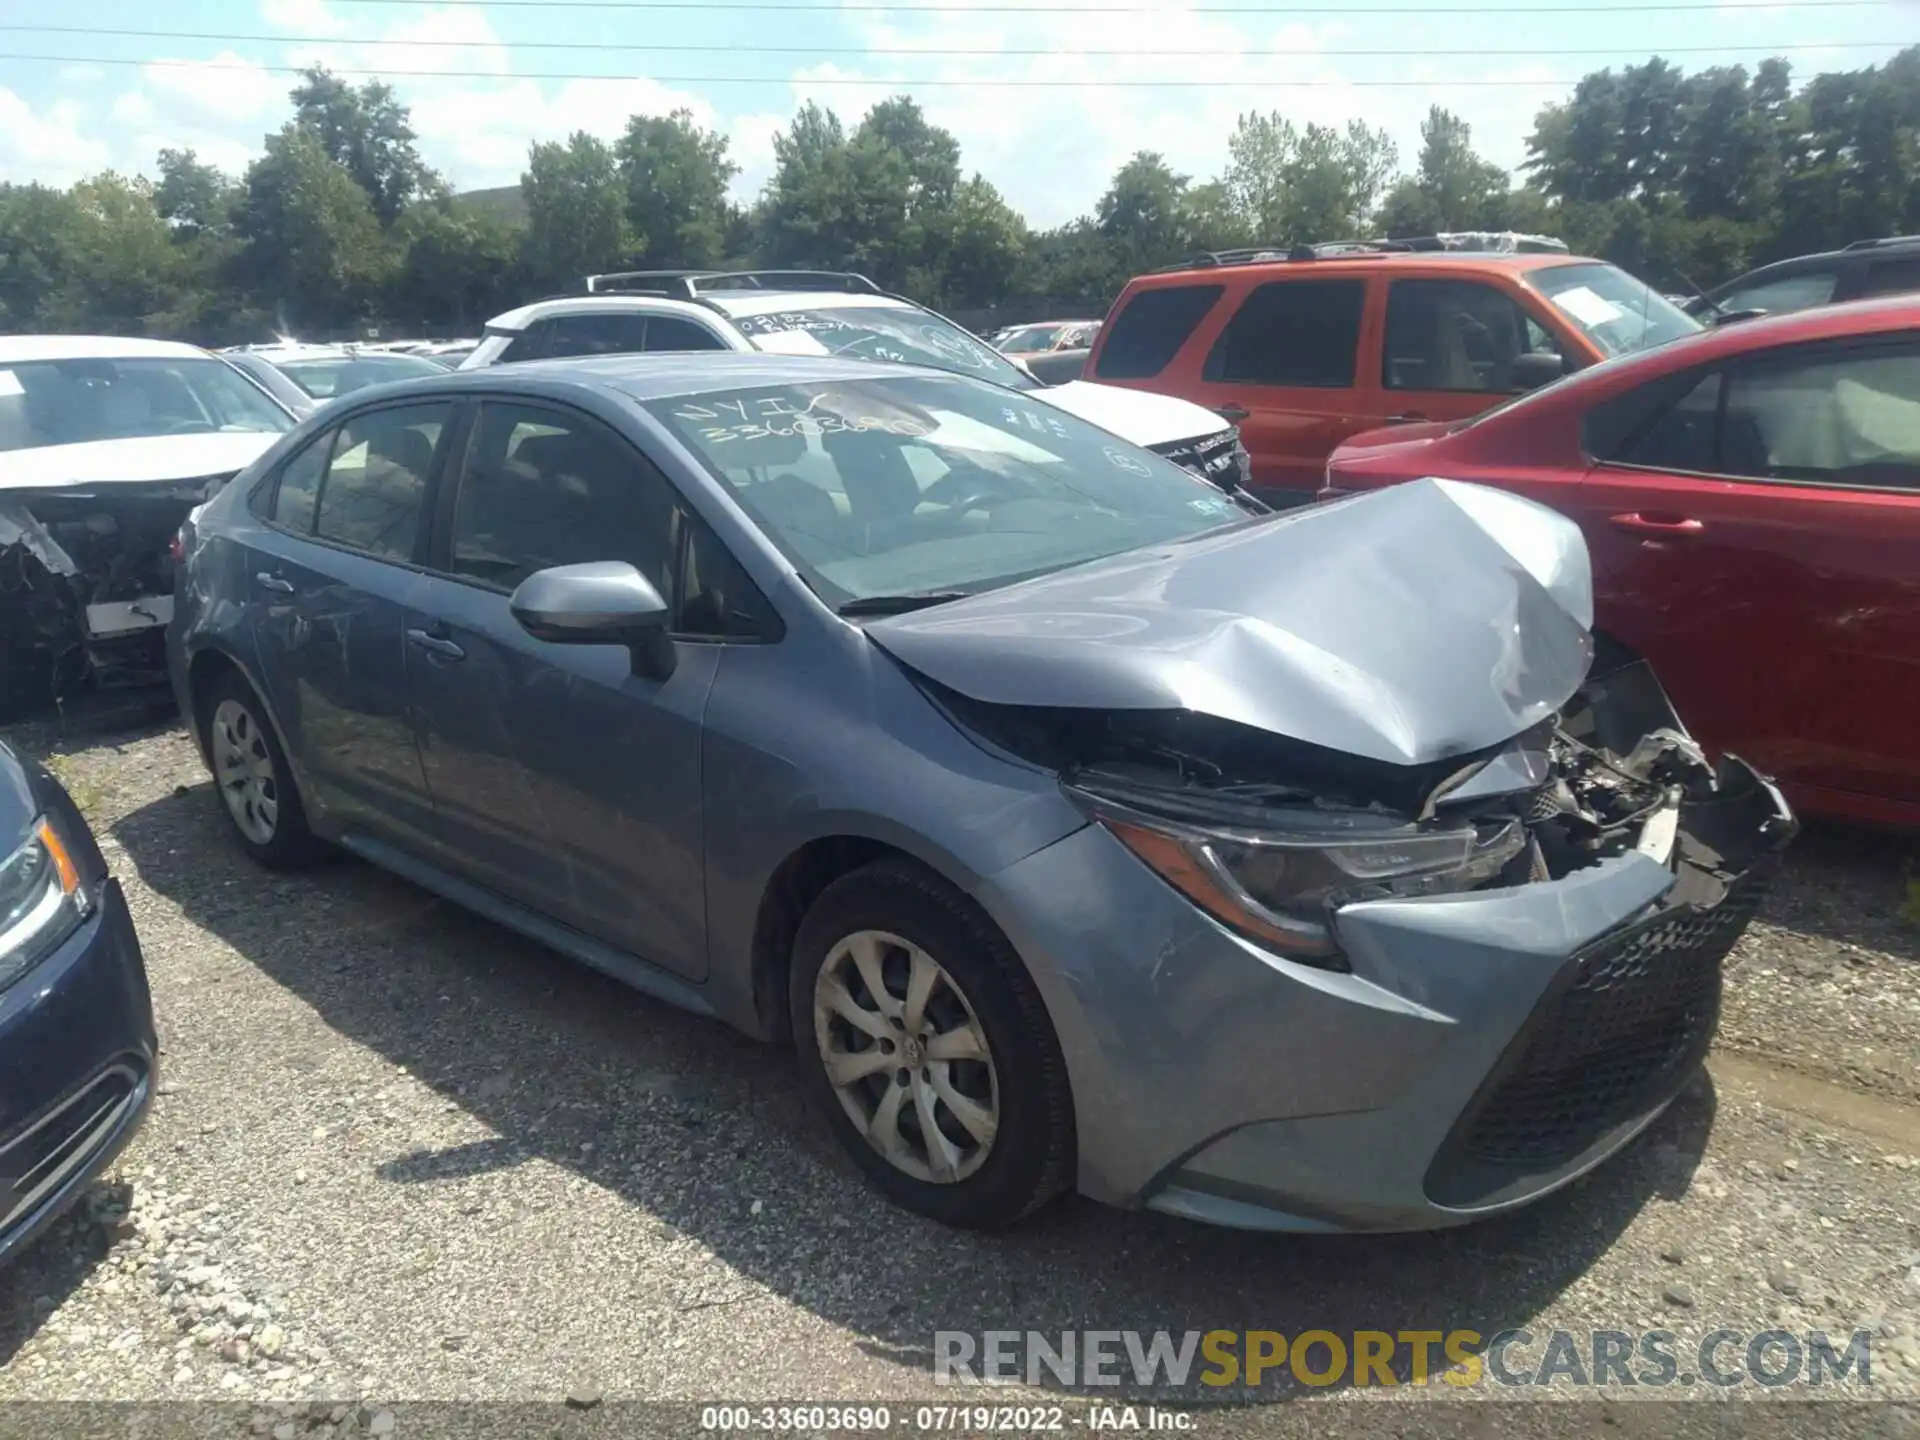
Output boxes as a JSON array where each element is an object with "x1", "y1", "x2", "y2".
[
  {"x1": 1426, "y1": 873, "x2": 1766, "y2": 1207},
  {"x1": 0, "y1": 1064, "x2": 144, "y2": 1236}
]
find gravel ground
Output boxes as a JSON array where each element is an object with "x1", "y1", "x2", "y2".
[{"x1": 0, "y1": 717, "x2": 1916, "y2": 1431}]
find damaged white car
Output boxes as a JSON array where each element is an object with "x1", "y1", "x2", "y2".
[{"x1": 0, "y1": 337, "x2": 294, "y2": 719}]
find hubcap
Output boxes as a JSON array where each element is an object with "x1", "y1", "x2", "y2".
[
  {"x1": 813, "y1": 929, "x2": 999, "y2": 1185},
  {"x1": 211, "y1": 698, "x2": 279, "y2": 845}
]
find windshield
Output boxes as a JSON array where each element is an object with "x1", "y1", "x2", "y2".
[
  {"x1": 1531, "y1": 262, "x2": 1701, "y2": 358},
  {"x1": 275, "y1": 353, "x2": 448, "y2": 399},
  {"x1": 651, "y1": 374, "x2": 1248, "y2": 607},
  {"x1": 729, "y1": 304, "x2": 1038, "y2": 390},
  {"x1": 0, "y1": 356, "x2": 294, "y2": 453},
  {"x1": 997, "y1": 326, "x2": 1061, "y2": 354}
]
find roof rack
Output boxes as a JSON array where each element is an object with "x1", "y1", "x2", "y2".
[
  {"x1": 1151, "y1": 230, "x2": 1568, "y2": 273},
  {"x1": 1843, "y1": 234, "x2": 1920, "y2": 251},
  {"x1": 582, "y1": 268, "x2": 883, "y2": 298}
]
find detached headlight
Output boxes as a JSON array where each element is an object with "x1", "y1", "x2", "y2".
[
  {"x1": 1069, "y1": 783, "x2": 1524, "y2": 965},
  {"x1": 0, "y1": 816, "x2": 89, "y2": 992}
]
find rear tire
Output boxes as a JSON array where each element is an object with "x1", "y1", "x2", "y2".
[
  {"x1": 789, "y1": 858, "x2": 1074, "y2": 1229},
  {"x1": 200, "y1": 671, "x2": 325, "y2": 870}
]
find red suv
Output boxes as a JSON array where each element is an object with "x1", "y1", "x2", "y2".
[
  {"x1": 1322, "y1": 295, "x2": 1920, "y2": 829},
  {"x1": 1083, "y1": 243, "x2": 1702, "y2": 507}
]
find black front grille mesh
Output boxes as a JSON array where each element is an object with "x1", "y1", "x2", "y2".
[{"x1": 1427, "y1": 875, "x2": 1764, "y2": 1204}]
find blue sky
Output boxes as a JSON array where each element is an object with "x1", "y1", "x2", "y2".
[{"x1": 0, "y1": 0, "x2": 1910, "y2": 227}]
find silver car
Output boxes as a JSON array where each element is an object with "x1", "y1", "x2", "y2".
[{"x1": 168, "y1": 353, "x2": 1794, "y2": 1231}]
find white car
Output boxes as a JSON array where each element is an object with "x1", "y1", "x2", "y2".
[
  {"x1": 0, "y1": 336, "x2": 295, "y2": 718},
  {"x1": 462, "y1": 272, "x2": 1251, "y2": 491}
]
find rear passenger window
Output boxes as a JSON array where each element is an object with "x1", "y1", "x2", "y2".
[
  {"x1": 262, "y1": 435, "x2": 329, "y2": 531},
  {"x1": 1862, "y1": 256, "x2": 1920, "y2": 299},
  {"x1": 313, "y1": 404, "x2": 448, "y2": 561},
  {"x1": 496, "y1": 323, "x2": 552, "y2": 364},
  {"x1": 644, "y1": 316, "x2": 728, "y2": 352},
  {"x1": 1094, "y1": 285, "x2": 1223, "y2": 379},
  {"x1": 544, "y1": 314, "x2": 650, "y2": 359},
  {"x1": 1203, "y1": 280, "x2": 1364, "y2": 388}
]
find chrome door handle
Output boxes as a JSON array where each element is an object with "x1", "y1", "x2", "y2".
[
  {"x1": 405, "y1": 628, "x2": 466, "y2": 661},
  {"x1": 254, "y1": 573, "x2": 294, "y2": 594},
  {"x1": 1610, "y1": 512, "x2": 1705, "y2": 537}
]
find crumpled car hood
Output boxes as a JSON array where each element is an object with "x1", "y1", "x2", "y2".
[
  {"x1": 0, "y1": 432, "x2": 280, "y2": 494},
  {"x1": 866, "y1": 477, "x2": 1596, "y2": 767}
]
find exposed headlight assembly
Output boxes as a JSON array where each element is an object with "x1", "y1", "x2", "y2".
[
  {"x1": 1068, "y1": 781, "x2": 1524, "y2": 966},
  {"x1": 0, "y1": 816, "x2": 89, "y2": 992}
]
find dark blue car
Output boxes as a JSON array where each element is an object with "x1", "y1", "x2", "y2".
[{"x1": 0, "y1": 740, "x2": 155, "y2": 1264}]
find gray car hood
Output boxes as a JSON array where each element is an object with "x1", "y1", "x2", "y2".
[{"x1": 866, "y1": 477, "x2": 1596, "y2": 767}]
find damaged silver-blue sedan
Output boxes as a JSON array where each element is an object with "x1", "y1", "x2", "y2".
[{"x1": 167, "y1": 353, "x2": 1797, "y2": 1232}]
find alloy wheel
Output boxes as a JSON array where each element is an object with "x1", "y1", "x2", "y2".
[
  {"x1": 211, "y1": 697, "x2": 279, "y2": 845},
  {"x1": 812, "y1": 929, "x2": 1000, "y2": 1184}
]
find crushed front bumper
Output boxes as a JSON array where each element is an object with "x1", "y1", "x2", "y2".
[{"x1": 977, "y1": 673, "x2": 1796, "y2": 1233}]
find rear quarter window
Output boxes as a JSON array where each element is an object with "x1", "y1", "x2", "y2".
[{"x1": 1094, "y1": 284, "x2": 1224, "y2": 379}]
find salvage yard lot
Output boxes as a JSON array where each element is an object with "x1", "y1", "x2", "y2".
[{"x1": 1, "y1": 716, "x2": 1917, "y2": 1414}]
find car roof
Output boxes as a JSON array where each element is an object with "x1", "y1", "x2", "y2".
[
  {"x1": 484, "y1": 289, "x2": 928, "y2": 331},
  {"x1": 340, "y1": 350, "x2": 954, "y2": 405},
  {"x1": 483, "y1": 294, "x2": 725, "y2": 330},
  {"x1": 0, "y1": 334, "x2": 214, "y2": 363},
  {"x1": 1129, "y1": 252, "x2": 1594, "y2": 289}
]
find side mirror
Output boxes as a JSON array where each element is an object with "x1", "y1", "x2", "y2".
[
  {"x1": 509, "y1": 561, "x2": 676, "y2": 680},
  {"x1": 1510, "y1": 350, "x2": 1573, "y2": 392}
]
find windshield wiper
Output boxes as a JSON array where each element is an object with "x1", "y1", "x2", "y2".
[{"x1": 836, "y1": 590, "x2": 972, "y2": 617}]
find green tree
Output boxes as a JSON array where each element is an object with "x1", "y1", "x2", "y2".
[
  {"x1": 289, "y1": 67, "x2": 439, "y2": 225},
  {"x1": 934, "y1": 174, "x2": 1027, "y2": 308},
  {"x1": 1279, "y1": 121, "x2": 1398, "y2": 241},
  {"x1": 1097, "y1": 151, "x2": 1192, "y2": 278},
  {"x1": 1223, "y1": 111, "x2": 1397, "y2": 243},
  {"x1": 235, "y1": 124, "x2": 393, "y2": 333},
  {"x1": 43, "y1": 174, "x2": 190, "y2": 334},
  {"x1": 391, "y1": 202, "x2": 520, "y2": 329},
  {"x1": 755, "y1": 102, "x2": 857, "y2": 270},
  {"x1": 1380, "y1": 107, "x2": 1511, "y2": 234},
  {"x1": 1184, "y1": 179, "x2": 1254, "y2": 252},
  {"x1": 842, "y1": 96, "x2": 964, "y2": 292},
  {"x1": 1223, "y1": 110, "x2": 1297, "y2": 239},
  {"x1": 154, "y1": 149, "x2": 239, "y2": 238},
  {"x1": 519, "y1": 132, "x2": 629, "y2": 291},
  {"x1": 616, "y1": 109, "x2": 739, "y2": 268},
  {"x1": 0, "y1": 183, "x2": 83, "y2": 331}
]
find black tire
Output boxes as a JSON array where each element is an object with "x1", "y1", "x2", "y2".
[
  {"x1": 199, "y1": 670, "x2": 326, "y2": 870},
  {"x1": 788, "y1": 858, "x2": 1075, "y2": 1229}
]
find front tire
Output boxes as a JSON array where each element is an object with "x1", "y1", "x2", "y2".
[
  {"x1": 789, "y1": 859, "x2": 1074, "y2": 1228},
  {"x1": 200, "y1": 671, "x2": 324, "y2": 869}
]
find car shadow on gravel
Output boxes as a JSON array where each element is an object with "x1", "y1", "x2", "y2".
[
  {"x1": 1755, "y1": 820, "x2": 1920, "y2": 963},
  {"x1": 109, "y1": 777, "x2": 1714, "y2": 1405}
]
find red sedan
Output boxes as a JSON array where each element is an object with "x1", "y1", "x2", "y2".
[{"x1": 1321, "y1": 295, "x2": 1920, "y2": 829}]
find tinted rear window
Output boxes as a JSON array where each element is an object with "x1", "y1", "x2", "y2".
[
  {"x1": 1863, "y1": 255, "x2": 1920, "y2": 298},
  {"x1": 1094, "y1": 284, "x2": 1223, "y2": 379},
  {"x1": 1203, "y1": 279, "x2": 1365, "y2": 388}
]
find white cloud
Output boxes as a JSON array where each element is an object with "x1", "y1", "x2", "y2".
[
  {"x1": 261, "y1": 0, "x2": 348, "y2": 39},
  {"x1": 0, "y1": 90, "x2": 112, "y2": 183},
  {"x1": 145, "y1": 51, "x2": 284, "y2": 122}
]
